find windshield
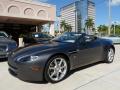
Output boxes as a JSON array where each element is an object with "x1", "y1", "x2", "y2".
[
  {"x1": 52, "y1": 32, "x2": 82, "y2": 43},
  {"x1": 0, "y1": 32, "x2": 8, "y2": 38}
]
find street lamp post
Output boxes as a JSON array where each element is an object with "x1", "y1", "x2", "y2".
[
  {"x1": 108, "y1": 0, "x2": 111, "y2": 35},
  {"x1": 114, "y1": 22, "x2": 116, "y2": 35}
]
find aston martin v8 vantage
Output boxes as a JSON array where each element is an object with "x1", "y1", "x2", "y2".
[{"x1": 8, "y1": 32, "x2": 115, "y2": 83}]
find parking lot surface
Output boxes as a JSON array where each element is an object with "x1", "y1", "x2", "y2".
[{"x1": 0, "y1": 45, "x2": 120, "y2": 90}]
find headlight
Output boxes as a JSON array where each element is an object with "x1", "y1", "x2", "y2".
[
  {"x1": 17, "y1": 55, "x2": 40, "y2": 62},
  {"x1": 30, "y1": 56, "x2": 40, "y2": 61},
  {"x1": 6, "y1": 45, "x2": 8, "y2": 51}
]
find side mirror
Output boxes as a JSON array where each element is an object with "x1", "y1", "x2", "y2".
[
  {"x1": 85, "y1": 38, "x2": 92, "y2": 42},
  {"x1": 85, "y1": 36, "x2": 97, "y2": 42},
  {"x1": 85, "y1": 36, "x2": 92, "y2": 42}
]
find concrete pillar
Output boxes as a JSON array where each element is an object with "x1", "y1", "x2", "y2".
[
  {"x1": 49, "y1": 22, "x2": 55, "y2": 36},
  {"x1": 36, "y1": 25, "x2": 43, "y2": 32},
  {"x1": 19, "y1": 38, "x2": 24, "y2": 47},
  {"x1": 36, "y1": 26, "x2": 38, "y2": 32}
]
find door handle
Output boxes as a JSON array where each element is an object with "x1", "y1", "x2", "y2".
[{"x1": 68, "y1": 49, "x2": 79, "y2": 54}]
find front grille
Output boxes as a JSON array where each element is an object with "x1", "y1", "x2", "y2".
[
  {"x1": 0, "y1": 54, "x2": 6, "y2": 57},
  {"x1": 0, "y1": 45, "x2": 7, "y2": 51}
]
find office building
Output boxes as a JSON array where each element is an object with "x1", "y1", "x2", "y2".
[
  {"x1": 60, "y1": 1, "x2": 82, "y2": 32},
  {"x1": 87, "y1": 0, "x2": 95, "y2": 21},
  {"x1": 60, "y1": 0, "x2": 95, "y2": 32}
]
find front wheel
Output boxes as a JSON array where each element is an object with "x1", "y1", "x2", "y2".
[
  {"x1": 44, "y1": 55, "x2": 68, "y2": 83},
  {"x1": 105, "y1": 48, "x2": 115, "y2": 63}
]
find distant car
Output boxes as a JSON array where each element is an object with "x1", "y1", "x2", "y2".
[
  {"x1": 23, "y1": 32, "x2": 54, "y2": 45},
  {"x1": 0, "y1": 31, "x2": 17, "y2": 59},
  {"x1": 102, "y1": 35, "x2": 120, "y2": 44},
  {"x1": 8, "y1": 32, "x2": 115, "y2": 83}
]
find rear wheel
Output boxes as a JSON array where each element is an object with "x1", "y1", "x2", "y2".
[
  {"x1": 44, "y1": 55, "x2": 68, "y2": 83},
  {"x1": 105, "y1": 48, "x2": 114, "y2": 63}
]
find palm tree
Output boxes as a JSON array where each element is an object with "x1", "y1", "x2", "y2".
[
  {"x1": 115, "y1": 25, "x2": 120, "y2": 35},
  {"x1": 60, "y1": 20, "x2": 66, "y2": 32},
  {"x1": 97, "y1": 25, "x2": 108, "y2": 36},
  {"x1": 60, "y1": 20, "x2": 72, "y2": 32},
  {"x1": 85, "y1": 18, "x2": 94, "y2": 34},
  {"x1": 111, "y1": 24, "x2": 117, "y2": 35},
  {"x1": 66, "y1": 24, "x2": 72, "y2": 32}
]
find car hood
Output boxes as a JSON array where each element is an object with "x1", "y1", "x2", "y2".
[{"x1": 12, "y1": 41, "x2": 72, "y2": 58}]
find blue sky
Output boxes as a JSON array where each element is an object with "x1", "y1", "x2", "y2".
[{"x1": 36, "y1": 0, "x2": 120, "y2": 26}]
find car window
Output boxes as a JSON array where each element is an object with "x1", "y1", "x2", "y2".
[{"x1": 0, "y1": 32, "x2": 8, "y2": 38}]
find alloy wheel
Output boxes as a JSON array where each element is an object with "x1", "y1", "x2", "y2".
[
  {"x1": 47, "y1": 57, "x2": 68, "y2": 82},
  {"x1": 107, "y1": 48, "x2": 114, "y2": 62}
]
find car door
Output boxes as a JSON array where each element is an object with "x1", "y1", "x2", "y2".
[{"x1": 77, "y1": 35, "x2": 103, "y2": 67}]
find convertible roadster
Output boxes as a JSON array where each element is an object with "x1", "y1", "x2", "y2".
[{"x1": 8, "y1": 32, "x2": 115, "y2": 83}]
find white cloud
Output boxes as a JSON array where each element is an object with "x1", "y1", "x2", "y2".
[{"x1": 111, "y1": 0, "x2": 120, "y2": 5}]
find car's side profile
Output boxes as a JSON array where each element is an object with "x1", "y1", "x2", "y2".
[{"x1": 8, "y1": 32, "x2": 115, "y2": 83}]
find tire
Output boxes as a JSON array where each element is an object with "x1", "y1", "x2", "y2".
[
  {"x1": 44, "y1": 55, "x2": 68, "y2": 83},
  {"x1": 104, "y1": 47, "x2": 115, "y2": 63}
]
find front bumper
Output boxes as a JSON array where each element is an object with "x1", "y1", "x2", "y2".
[
  {"x1": 8, "y1": 61, "x2": 44, "y2": 82},
  {"x1": 0, "y1": 51, "x2": 9, "y2": 59}
]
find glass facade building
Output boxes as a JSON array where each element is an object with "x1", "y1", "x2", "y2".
[{"x1": 60, "y1": 0, "x2": 95, "y2": 33}]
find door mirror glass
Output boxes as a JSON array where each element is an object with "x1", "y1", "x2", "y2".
[
  {"x1": 85, "y1": 38, "x2": 92, "y2": 42},
  {"x1": 85, "y1": 35, "x2": 97, "y2": 42}
]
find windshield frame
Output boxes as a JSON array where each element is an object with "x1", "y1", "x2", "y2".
[
  {"x1": 0, "y1": 32, "x2": 8, "y2": 38},
  {"x1": 52, "y1": 32, "x2": 82, "y2": 43}
]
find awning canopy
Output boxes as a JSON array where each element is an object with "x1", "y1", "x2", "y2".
[{"x1": 0, "y1": 16, "x2": 51, "y2": 25}]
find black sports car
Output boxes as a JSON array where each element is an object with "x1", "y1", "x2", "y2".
[
  {"x1": 0, "y1": 31, "x2": 17, "y2": 59},
  {"x1": 8, "y1": 32, "x2": 115, "y2": 83},
  {"x1": 23, "y1": 32, "x2": 54, "y2": 45}
]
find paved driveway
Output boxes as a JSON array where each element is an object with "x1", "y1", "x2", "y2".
[{"x1": 0, "y1": 45, "x2": 120, "y2": 90}]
